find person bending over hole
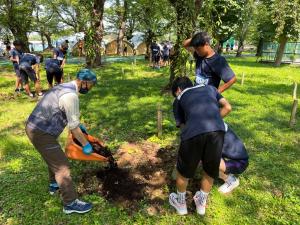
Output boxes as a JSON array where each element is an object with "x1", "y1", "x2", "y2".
[
  {"x1": 169, "y1": 76, "x2": 232, "y2": 216},
  {"x1": 19, "y1": 53, "x2": 43, "y2": 98},
  {"x1": 45, "y1": 58, "x2": 63, "y2": 88}
]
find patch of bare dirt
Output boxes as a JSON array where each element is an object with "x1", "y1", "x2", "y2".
[{"x1": 77, "y1": 142, "x2": 177, "y2": 213}]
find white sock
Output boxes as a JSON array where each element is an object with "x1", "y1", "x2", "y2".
[
  {"x1": 177, "y1": 190, "x2": 186, "y2": 204},
  {"x1": 199, "y1": 190, "x2": 209, "y2": 205}
]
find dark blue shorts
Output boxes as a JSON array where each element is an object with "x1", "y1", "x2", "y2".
[
  {"x1": 224, "y1": 158, "x2": 248, "y2": 174},
  {"x1": 19, "y1": 63, "x2": 37, "y2": 84},
  {"x1": 13, "y1": 63, "x2": 21, "y2": 77}
]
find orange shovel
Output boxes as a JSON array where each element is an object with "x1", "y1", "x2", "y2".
[{"x1": 65, "y1": 133, "x2": 109, "y2": 162}]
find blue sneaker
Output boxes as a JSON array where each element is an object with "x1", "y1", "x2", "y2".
[
  {"x1": 63, "y1": 199, "x2": 92, "y2": 214},
  {"x1": 49, "y1": 182, "x2": 59, "y2": 195}
]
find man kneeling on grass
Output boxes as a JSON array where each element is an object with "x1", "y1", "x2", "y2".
[{"x1": 169, "y1": 76, "x2": 232, "y2": 216}]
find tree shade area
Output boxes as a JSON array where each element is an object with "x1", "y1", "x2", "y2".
[{"x1": 0, "y1": 0, "x2": 300, "y2": 224}]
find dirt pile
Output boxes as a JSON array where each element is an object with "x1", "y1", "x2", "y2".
[{"x1": 77, "y1": 142, "x2": 179, "y2": 213}]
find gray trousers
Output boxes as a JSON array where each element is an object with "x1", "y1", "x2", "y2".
[{"x1": 25, "y1": 126, "x2": 77, "y2": 205}]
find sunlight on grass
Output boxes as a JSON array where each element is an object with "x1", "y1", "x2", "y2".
[{"x1": 0, "y1": 57, "x2": 299, "y2": 224}]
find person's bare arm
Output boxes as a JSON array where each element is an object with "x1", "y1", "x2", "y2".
[
  {"x1": 219, "y1": 98, "x2": 232, "y2": 118},
  {"x1": 70, "y1": 126, "x2": 89, "y2": 146},
  {"x1": 218, "y1": 76, "x2": 237, "y2": 93},
  {"x1": 33, "y1": 64, "x2": 40, "y2": 80},
  {"x1": 182, "y1": 38, "x2": 194, "y2": 53},
  {"x1": 61, "y1": 58, "x2": 66, "y2": 68},
  {"x1": 10, "y1": 55, "x2": 19, "y2": 63}
]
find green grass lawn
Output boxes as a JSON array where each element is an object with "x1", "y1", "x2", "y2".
[{"x1": 0, "y1": 57, "x2": 299, "y2": 225}]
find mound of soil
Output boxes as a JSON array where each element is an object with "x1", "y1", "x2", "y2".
[{"x1": 77, "y1": 141, "x2": 203, "y2": 214}]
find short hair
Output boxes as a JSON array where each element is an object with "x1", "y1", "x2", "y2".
[
  {"x1": 171, "y1": 76, "x2": 193, "y2": 97},
  {"x1": 190, "y1": 32, "x2": 211, "y2": 47},
  {"x1": 13, "y1": 40, "x2": 23, "y2": 46}
]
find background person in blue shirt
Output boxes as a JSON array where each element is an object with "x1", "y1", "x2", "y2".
[
  {"x1": 19, "y1": 53, "x2": 43, "y2": 98},
  {"x1": 169, "y1": 76, "x2": 232, "y2": 216},
  {"x1": 53, "y1": 41, "x2": 68, "y2": 82},
  {"x1": 183, "y1": 32, "x2": 237, "y2": 93},
  {"x1": 9, "y1": 40, "x2": 24, "y2": 93},
  {"x1": 45, "y1": 58, "x2": 63, "y2": 88}
]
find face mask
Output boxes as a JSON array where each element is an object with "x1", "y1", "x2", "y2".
[{"x1": 79, "y1": 83, "x2": 89, "y2": 94}]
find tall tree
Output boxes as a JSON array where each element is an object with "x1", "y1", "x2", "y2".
[
  {"x1": 168, "y1": 0, "x2": 201, "y2": 86},
  {"x1": 0, "y1": 0, "x2": 34, "y2": 51},
  {"x1": 116, "y1": 0, "x2": 127, "y2": 55},
  {"x1": 85, "y1": 0, "x2": 105, "y2": 67},
  {"x1": 272, "y1": 0, "x2": 300, "y2": 66},
  {"x1": 235, "y1": 0, "x2": 255, "y2": 57}
]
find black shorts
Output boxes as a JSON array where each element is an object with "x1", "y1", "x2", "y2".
[
  {"x1": 224, "y1": 158, "x2": 248, "y2": 174},
  {"x1": 177, "y1": 131, "x2": 224, "y2": 179},
  {"x1": 46, "y1": 65, "x2": 63, "y2": 85},
  {"x1": 19, "y1": 64, "x2": 37, "y2": 84},
  {"x1": 163, "y1": 55, "x2": 169, "y2": 61}
]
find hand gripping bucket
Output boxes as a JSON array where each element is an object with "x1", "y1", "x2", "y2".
[{"x1": 65, "y1": 133, "x2": 109, "y2": 162}]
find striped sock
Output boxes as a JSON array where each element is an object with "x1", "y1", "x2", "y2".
[{"x1": 177, "y1": 190, "x2": 186, "y2": 204}]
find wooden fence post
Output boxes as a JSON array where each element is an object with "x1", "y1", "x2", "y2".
[
  {"x1": 293, "y1": 82, "x2": 297, "y2": 100},
  {"x1": 241, "y1": 73, "x2": 245, "y2": 86},
  {"x1": 289, "y1": 99, "x2": 298, "y2": 127},
  {"x1": 157, "y1": 104, "x2": 162, "y2": 138}
]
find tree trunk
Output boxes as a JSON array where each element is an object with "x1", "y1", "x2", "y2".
[
  {"x1": 40, "y1": 33, "x2": 45, "y2": 51},
  {"x1": 236, "y1": 40, "x2": 244, "y2": 57},
  {"x1": 274, "y1": 35, "x2": 288, "y2": 67},
  {"x1": 216, "y1": 41, "x2": 224, "y2": 54},
  {"x1": 145, "y1": 29, "x2": 155, "y2": 60},
  {"x1": 11, "y1": 30, "x2": 30, "y2": 52},
  {"x1": 44, "y1": 32, "x2": 53, "y2": 49},
  {"x1": 256, "y1": 38, "x2": 264, "y2": 57},
  {"x1": 117, "y1": 0, "x2": 127, "y2": 55},
  {"x1": 92, "y1": 0, "x2": 105, "y2": 66},
  {"x1": 168, "y1": 0, "x2": 196, "y2": 87}
]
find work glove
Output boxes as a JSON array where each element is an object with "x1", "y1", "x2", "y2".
[
  {"x1": 79, "y1": 124, "x2": 88, "y2": 134},
  {"x1": 83, "y1": 142, "x2": 93, "y2": 155}
]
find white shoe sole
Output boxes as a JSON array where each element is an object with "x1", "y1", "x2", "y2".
[
  {"x1": 63, "y1": 208, "x2": 92, "y2": 214},
  {"x1": 169, "y1": 197, "x2": 187, "y2": 215}
]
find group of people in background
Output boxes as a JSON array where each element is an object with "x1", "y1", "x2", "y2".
[
  {"x1": 8, "y1": 40, "x2": 69, "y2": 98},
  {"x1": 150, "y1": 40, "x2": 172, "y2": 69}
]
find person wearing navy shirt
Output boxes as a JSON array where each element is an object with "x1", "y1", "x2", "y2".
[
  {"x1": 53, "y1": 41, "x2": 68, "y2": 82},
  {"x1": 9, "y1": 40, "x2": 24, "y2": 93},
  {"x1": 150, "y1": 41, "x2": 161, "y2": 68},
  {"x1": 19, "y1": 53, "x2": 43, "y2": 98},
  {"x1": 217, "y1": 123, "x2": 249, "y2": 194},
  {"x1": 183, "y1": 32, "x2": 237, "y2": 93},
  {"x1": 45, "y1": 58, "x2": 63, "y2": 88},
  {"x1": 169, "y1": 76, "x2": 232, "y2": 216}
]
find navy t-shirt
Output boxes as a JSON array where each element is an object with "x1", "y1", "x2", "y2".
[
  {"x1": 151, "y1": 44, "x2": 160, "y2": 55},
  {"x1": 45, "y1": 58, "x2": 60, "y2": 69},
  {"x1": 9, "y1": 49, "x2": 23, "y2": 65},
  {"x1": 223, "y1": 126, "x2": 249, "y2": 160},
  {"x1": 174, "y1": 85, "x2": 225, "y2": 141},
  {"x1": 194, "y1": 52, "x2": 235, "y2": 88},
  {"x1": 20, "y1": 54, "x2": 38, "y2": 66},
  {"x1": 53, "y1": 48, "x2": 66, "y2": 65}
]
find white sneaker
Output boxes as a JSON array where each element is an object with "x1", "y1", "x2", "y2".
[
  {"x1": 169, "y1": 193, "x2": 188, "y2": 215},
  {"x1": 193, "y1": 191, "x2": 207, "y2": 216},
  {"x1": 218, "y1": 174, "x2": 240, "y2": 194}
]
